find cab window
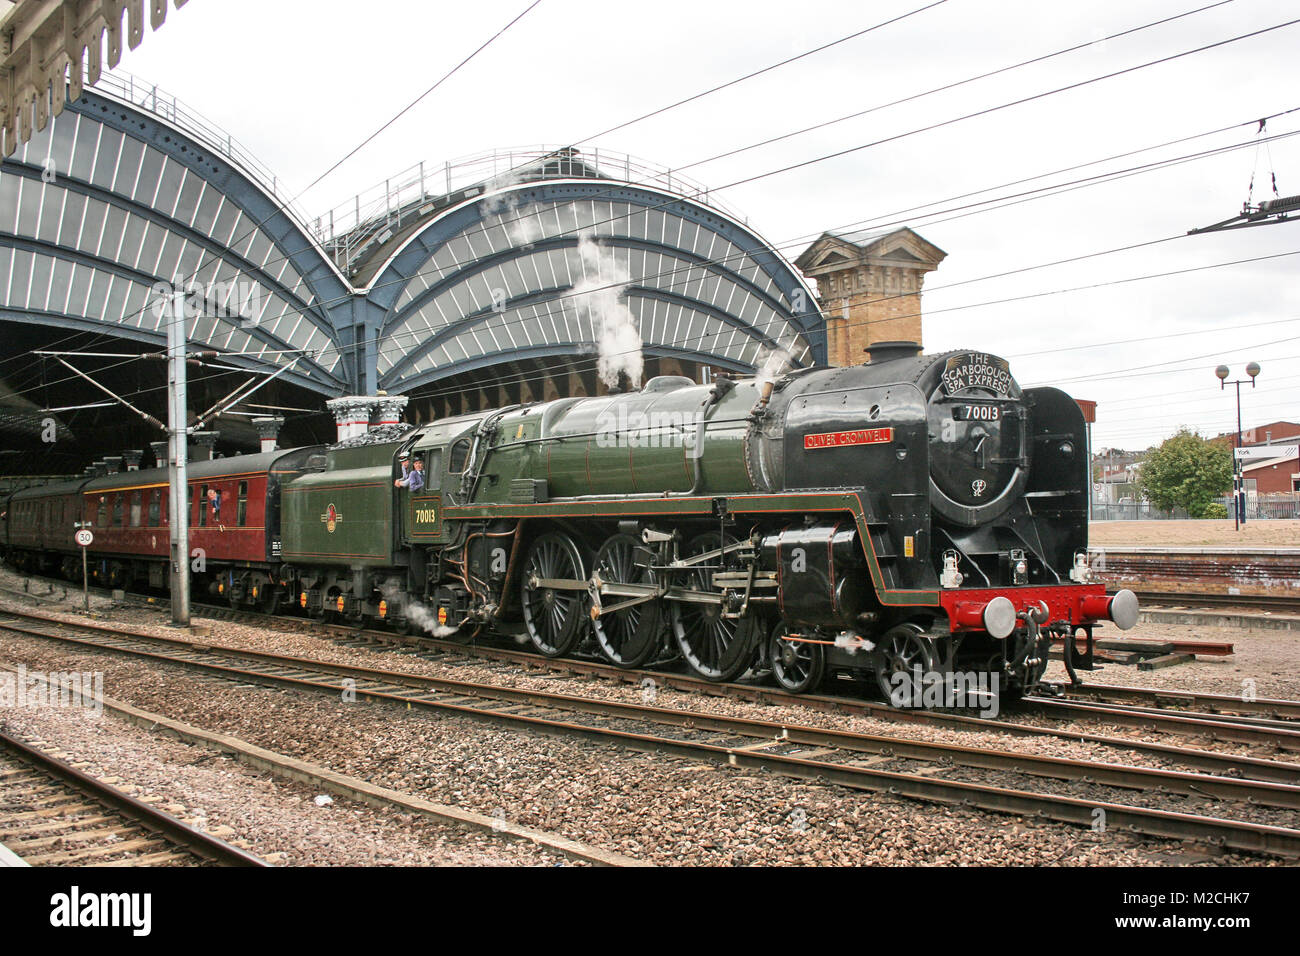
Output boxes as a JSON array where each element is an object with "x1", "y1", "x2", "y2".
[
  {"x1": 448, "y1": 439, "x2": 471, "y2": 473},
  {"x1": 421, "y1": 449, "x2": 443, "y2": 489}
]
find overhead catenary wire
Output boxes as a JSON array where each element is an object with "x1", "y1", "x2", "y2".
[
  {"x1": 0, "y1": 0, "x2": 957, "y2": 401},
  {"x1": 10, "y1": 11, "x2": 1300, "y2": 452},
  {"x1": 571, "y1": 0, "x2": 952, "y2": 145},
  {"x1": 10, "y1": 3, "x2": 1287, "y2": 392},
  {"x1": 15, "y1": 216, "x2": 1299, "y2": 412},
  {"x1": 13, "y1": 220, "x2": 1300, "y2": 416}
]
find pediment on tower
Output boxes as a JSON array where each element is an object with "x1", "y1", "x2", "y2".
[{"x1": 795, "y1": 227, "x2": 947, "y2": 277}]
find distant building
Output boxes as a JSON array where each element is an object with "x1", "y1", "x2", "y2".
[
  {"x1": 1095, "y1": 462, "x2": 1143, "y2": 504},
  {"x1": 1205, "y1": 421, "x2": 1300, "y2": 495},
  {"x1": 1211, "y1": 421, "x2": 1300, "y2": 447},
  {"x1": 1240, "y1": 421, "x2": 1300, "y2": 446},
  {"x1": 1242, "y1": 446, "x2": 1300, "y2": 494}
]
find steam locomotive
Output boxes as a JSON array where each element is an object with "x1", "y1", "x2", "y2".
[{"x1": 1, "y1": 341, "x2": 1137, "y2": 702}]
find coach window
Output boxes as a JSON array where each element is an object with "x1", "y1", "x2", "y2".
[
  {"x1": 130, "y1": 491, "x2": 143, "y2": 527},
  {"x1": 149, "y1": 490, "x2": 161, "y2": 526},
  {"x1": 449, "y1": 439, "x2": 471, "y2": 473},
  {"x1": 237, "y1": 481, "x2": 248, "y2": 526},
  {"x1": 97, "y1": 496, "x2": 107, "y2": 528},
  {"x1": 198, "y1": 484, "x2": 208, "y2": 527}
]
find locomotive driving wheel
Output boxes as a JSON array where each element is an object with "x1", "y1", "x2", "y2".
[
  {"x1": 521, "y1": 532, "x2": 590, "y2": 658},
  {"x1": 768, "y1": 622, "x2": 825, "y2": 694},
  {"x1": 591, "y1": 533, "x2": 665, "y2": 669},
  {"x1": 874, "y1": 623, "x2": 939, "y2": 706},
  {"x1": 669, "y1": 532, "x2": 761, "y2": 683}
]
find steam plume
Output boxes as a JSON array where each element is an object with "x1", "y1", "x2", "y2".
[{"x1": 573, "y1": 231, "x2": 643, "y2": 389}]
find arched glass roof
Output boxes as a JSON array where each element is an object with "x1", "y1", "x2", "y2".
[
  {"x1": 0, "y1": 80, "x2": 824, "y2": 401},
  {"x1": 371, "y1": 182, "x2": 822, "y2": 392}
]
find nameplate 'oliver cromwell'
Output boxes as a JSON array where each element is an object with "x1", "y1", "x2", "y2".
[{"x1": 940, "y1": 353, "x2": 1013, "y2": 397}]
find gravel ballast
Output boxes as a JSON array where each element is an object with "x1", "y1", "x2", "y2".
[
  {"x1": 0, "y1": 685, "x2": 570, "y2": 866},
  {"x1": 0, "y1": 624, "x2": 1282, "y2": 865}
]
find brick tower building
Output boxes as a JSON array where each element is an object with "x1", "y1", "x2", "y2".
[{"x1": 795, "y1": 227, "x2": 946, "y2": 366}]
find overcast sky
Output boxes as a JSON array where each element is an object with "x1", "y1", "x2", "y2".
[{"x1": 106, "y1": 0, "x2": 1300, "y2": 450}]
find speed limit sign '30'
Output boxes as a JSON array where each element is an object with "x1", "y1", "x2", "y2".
[{"x1": 75, "y1": 529, "x2": 93, "y2": 547}]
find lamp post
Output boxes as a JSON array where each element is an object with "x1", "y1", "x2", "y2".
[{"x1": 1215, "y1": 361, "x2": 1261, "y2": 530}]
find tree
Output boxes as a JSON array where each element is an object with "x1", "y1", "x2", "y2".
[{"x1": 1137, "y1": 428, "x2": 1234, "y2": 518}]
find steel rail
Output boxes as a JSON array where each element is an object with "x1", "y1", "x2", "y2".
[
  {"x1": 1019, "y1": 696, "x2": 1300, "y2": 750},
  {"x1": 327, "y1": 621, "x2": 1300, "y2": 781},
  {"x1": 0, "y1": 729, "x2": 266, "y2": 867},
  {"x1": 4, "y1": 595, "x2": 1299, "y2": 784},
  {"x1": 3, "y1": 611, "x2": 1300, "y2": 856},
  {"x1": 1133, "y1": 591, "x2": 1300, "y2": 614},
  {"x1": 1047, "y1": 681, "x2": 1300, "y2": 721}
]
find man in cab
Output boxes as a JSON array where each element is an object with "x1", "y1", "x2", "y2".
[{"x1": 395, "y1": 452, "x2": 425, "y2": 492}]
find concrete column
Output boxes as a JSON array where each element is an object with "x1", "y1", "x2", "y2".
[
  {"x1": 326, "y1": 396, "x2": 377, "y2": 442},
  {"x1": 189, "y1": 431, "x2": 220, "y2": 462},
  {"x1": 369, "y1": 395, "x2": 408, "y2": 430},
  {"x1": 253, "y1": 416, "x2": 285, "y2": 453}
]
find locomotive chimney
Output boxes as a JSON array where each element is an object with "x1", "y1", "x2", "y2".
[
  {"x1": 189, "y1": 431, "x2": 219, "y2": 462},
  {"x1": 150, "y1": 441, "x2": 168, "y2": 469},
  {"x1": 253, "y1": 416, "x2": 285, "y2": 453},
  {"x1": 865, "y1": 340, "x2": 922, "y2": 364},
  {"x1": 122, "y1": 449, "x2": 143, "y2": 472}
]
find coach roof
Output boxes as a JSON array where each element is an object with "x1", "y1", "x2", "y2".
[{"x1": 77, "y1": 447, "x2": 323, "y2": 494}]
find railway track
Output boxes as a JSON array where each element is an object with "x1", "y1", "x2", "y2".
[
  {"x1": 0, "y1": 728, "x2": 265, "y2": 867},
  {"x1": 1051, "y1": 682, "x2": 1300, "y2": 722},
  {"x1": 1134, "y1": 591, "x2": 1300, "y2": 615},
  {"x1": 6, "y1": 580, "x2": 1300, "y2": 770},
  {"x1": 14, "y1": 581, "x2": 1300, "y2": 776},
  {"x1": 3, "y1": 609, "x2": 1300, "y2": 857},
  {"x1": 317, "y1": 618, "x2": 1300, "y2": 764},
  {"x1": 1096, "y1": 548, "x2": 1300, "y2": 604}
]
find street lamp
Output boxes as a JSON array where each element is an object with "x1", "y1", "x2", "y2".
[{"x1": 1216, "y1": 362, "x2": 1261, "y2": 530}]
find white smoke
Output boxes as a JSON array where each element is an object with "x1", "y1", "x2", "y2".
[
  {"x1": 381, "y1": 584, "x2": 460, "y2": 638},
  {"x1": 834, "y1": 631, "x2": 875, "y2": 655},
  {"x1": 573, "y1": 231, "x2": 643, "y2": 389},
  {"x1": 482, "y1": 169, "x2": 544, "y2": 248},
  {"x1": 755, "y1": 335, "x2": 798, "y2": 389}
]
